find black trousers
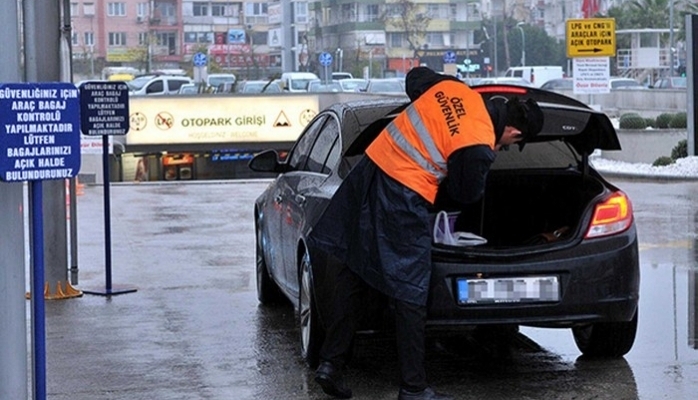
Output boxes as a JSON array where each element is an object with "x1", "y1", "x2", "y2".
[{"x1": 319, "y1": 261, "x2": 428, "y2": 392}]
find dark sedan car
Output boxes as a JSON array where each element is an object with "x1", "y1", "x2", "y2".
[{"x1": 249, "y1": 86, "x2": 639, "y2": 368}]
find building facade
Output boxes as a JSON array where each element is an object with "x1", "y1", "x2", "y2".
[{"x1": 69, "y1": 0, "x2": 633, "y2": 81}]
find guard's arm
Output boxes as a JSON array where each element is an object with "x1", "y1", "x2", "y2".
[{"x1": 444, "y1": 145, "x2": 496, "y2": 206}]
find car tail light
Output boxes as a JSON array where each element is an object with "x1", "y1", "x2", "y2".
[{"x1": 585, "y1": 191, "x2": 633, "y2": 239}]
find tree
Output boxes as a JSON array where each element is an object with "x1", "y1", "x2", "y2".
[
  {"x1": 477, "y1": 17, "x2": 566, "y2": 74},
  {"x1": 381, "y1": 0, "x2": 431, "y2": 58}
]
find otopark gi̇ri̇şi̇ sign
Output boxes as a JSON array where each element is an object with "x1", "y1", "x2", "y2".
[{"x1": 0, "y1": 83, "x2": 81, "y2": 182}]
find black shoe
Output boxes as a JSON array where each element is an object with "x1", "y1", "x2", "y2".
[
  {"x1": 397, "y1": 387, "x2": 453, "y2": 400},
  {"x1": 314, "y1": 361, "x2": 352, "y2": 399}
]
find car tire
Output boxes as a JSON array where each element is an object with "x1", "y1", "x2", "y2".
[
  {"x1": 299, "y1": 251, "x2": 325, "y2": 368},
  {"x1": 256, "y1": 222, "x2": 284, "y2": 305},
  {"x1": 572, "y1": 310, "x2": 638, "y2": 358}
]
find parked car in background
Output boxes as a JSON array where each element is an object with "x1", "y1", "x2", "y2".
[
  {"x1": 177, "y1": 83, "x2": 199, "y2": 95},
  {"x1": 331, "y1": 72, "x2": 354, "y2": 80},
  {"x1": 206, "y1": 73, "x2": 236, "y2": 90},
  {"x1": 504, "y1": 65, "x2": 564, "y2": 88},
  {"x1": 540, "y1": 78, "x2": 574, "y2": 91},
  {"x1": 609, "y1": 78, "x2": 647, "y2": 90},
  {"x1": 363, "y1": 78, "x2": 405, "y2": 95},
  {"x1": 237, "y1": 80, "x2": 282, "y2": 94},
  {"x1": 339, "y1": 78, "x2": 368, "y2": 92},
  {"x1": 250, "y1": 85, "x2": 639, "y2": 368},
  {"x1": 216, "y1": 81, "x2": 237, "y2": 94},
  {"x1": 474, "y1": 77, "x2": 534, "y2": 87},
  {"x1": 307, "y1": 80, "x2": 343, "y2": 93},
  {"x1": 127, "y1": 74, "x2": 194, "y2": 96},
  {"x1": 280, "y1": 72, "x2": 320, "y2": 92},
  {"x1": 651, "y1": 76, "x2": 687, "y2": 89}
]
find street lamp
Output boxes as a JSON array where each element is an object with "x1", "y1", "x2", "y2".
[
  {"x1": 516, "y1": 22, "x2": 526, "y2": 67},
  {"x1": 336, "y1": 48, "x2": 343, "y2": 72}
]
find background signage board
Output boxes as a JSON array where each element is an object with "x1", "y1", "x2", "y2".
[
  {"x1": 572, "y1": 57, "x2": 611, "y2": 94},
  {"x1": 566, "y1": 18, "x2": 616, "y2": 58},
  {"x1": 0, "y1": 82, "x2": 81, "y2": 182},
  {"x1": 79, "y1": 81, "x2": 130, "y2": 136}
]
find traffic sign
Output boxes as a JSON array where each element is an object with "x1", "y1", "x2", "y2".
[
  {"x1": 319, "y1": 52, "x2": 333, "y2": 67},
  {"x1": 443, "y1": 51, "x2": 457, "y2": 64},
  {"x1": 0, "y1": 82, "x2": 81, "y2": 182},
  {"x1": 566, "y1": 18, "x2": 616, "y2": 58},
  {"x1": 79, "y1": 81, "x2": 130, "y2": 136},
  {"x1": 193, "y1": 52, "x2": 207, "y2": 67}
]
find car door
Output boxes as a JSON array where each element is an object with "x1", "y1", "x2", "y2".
[
  {"x1": 273, "y1": 114, "x2": 330, "y2": 291},
  {"x1": 279, "y1": 114, "x2": 340, "y2": 298},
  {"x1": 144, "y1": 79, "x2": 166, "y2": 95}
]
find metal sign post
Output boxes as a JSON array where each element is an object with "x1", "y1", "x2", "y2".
[
  {"x1": 193, "y1": 52, "x2": 208, "y2": 89},
  {"x1": 0, "y1": 82, "x2": 82, "y2": 400},
  {"x1": 78, "y1": 81, "x2": 135, "y2": 296},
  {"x1": 319, "y1": 52, "x2": 333, "y2": 83}
]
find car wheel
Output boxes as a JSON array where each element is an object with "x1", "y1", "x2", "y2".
[
  {"x1": 572, "y1": 310, "x2": 638, "y2": 358},
  {"x1": 299, "y1": 251, "x2": 324, "y2": 368},
  {"x1": 256, "y1": 221, "x2": 284, "y2": 305}
]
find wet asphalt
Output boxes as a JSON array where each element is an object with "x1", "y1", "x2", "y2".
[{"x1": 33, "y1": 178, "x2": 698, "y2": 400}]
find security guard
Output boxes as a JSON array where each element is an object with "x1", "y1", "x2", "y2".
[{"x1": 309, "y1": 67, "x2": 544, "y2": 400}]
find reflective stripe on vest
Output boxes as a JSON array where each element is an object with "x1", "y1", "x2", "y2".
[{"x1": 384, "y1": 104, "x2": 447, "y2": 183}]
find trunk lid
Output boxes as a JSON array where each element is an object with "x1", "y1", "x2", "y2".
[{"x1": 473, "y1": 84, "x2": 621, "y2": 153}]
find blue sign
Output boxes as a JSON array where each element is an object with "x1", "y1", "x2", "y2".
[
  {"x1": 443, "y1": 51, "x2": 457, "y2": 64},
  {"x1": 79, "y1": 81, "x2": 130, "y2": 136},
  {"x1": 319, "y1": 52, "x2": 333, "y2": 67},
  {"x1": 0, "y1": 82, "x2": 81, "y2": 182},
  {"x1": 228, "y1": 29, "x2": 245, "y2": 44},
  {"x1": 193, "y1": 52, "x2": 207, "y2": 67}
]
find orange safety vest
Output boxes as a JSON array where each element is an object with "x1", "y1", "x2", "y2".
[{"x1": 365, "y1": 80, "x2": 496, "y2": 203}]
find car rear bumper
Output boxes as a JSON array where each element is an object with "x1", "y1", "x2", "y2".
[{"x1": 426, "y1": 232, "x2": 640, "y2": 328}]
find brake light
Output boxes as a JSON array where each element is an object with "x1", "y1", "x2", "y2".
[
  {"x1": 474, "y1": 86, "x2": 528, "y2": 95},
  {"x1": 585, "y1": 191, "x2": 633, "y2": 239}
]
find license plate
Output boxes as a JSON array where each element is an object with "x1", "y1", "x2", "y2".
[{"x1": 456, "y1": 276, "x2": 560, "y2": 304}]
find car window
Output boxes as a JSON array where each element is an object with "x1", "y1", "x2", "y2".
[
  {"x1": 287, "y1": 115, "x2": 328, "y2": 171},
  {"x1": 169, "y1": 79, "x2": 189, "y2": 92},
  {"x1": 145, "y1": 80, "x2": 165, "y2": 94},
  {"x1": 306, "y1": 117, "x2": 340, "y2": 173},
  {"x1": 291, "y1": 79, "x2": 313, "y2": 91}
]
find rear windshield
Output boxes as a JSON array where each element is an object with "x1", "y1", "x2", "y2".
[{"x1": 490, "y1": 141, "x2": 578, "y2": 170}]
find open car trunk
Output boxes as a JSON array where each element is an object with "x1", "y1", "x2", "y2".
[
  {"x1": 429, "y1": 134, "x2": 615, "y2": 250},
  {"x1": 432, "y1": 168, "x2": 606, "y2": 249}
]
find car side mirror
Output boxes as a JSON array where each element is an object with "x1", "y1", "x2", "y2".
[{"x1": 249, "y1": 149, "x2": 282, "y2": 172}]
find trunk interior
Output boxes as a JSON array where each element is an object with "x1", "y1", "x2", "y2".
[{"x1": 431, "y1": 170, "x2": 606, "y2": 248}]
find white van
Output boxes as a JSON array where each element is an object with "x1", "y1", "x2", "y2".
[
  {"x1": 504, "y1": 66, "x2": 563, "y2": 88},
  {"x1": 280, "y1": 72, "x2": 320, "y2": 92},
  {"x1": 127, "y1": 74, "x2": 194, "y2": 96}
]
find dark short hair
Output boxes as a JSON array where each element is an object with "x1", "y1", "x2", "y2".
[
  {"x1": 485, "y1": 96, "x2": 544, "y2": 144},
  {"x1": 506, "y1": 97, "x2": 544, "y2": 138}
]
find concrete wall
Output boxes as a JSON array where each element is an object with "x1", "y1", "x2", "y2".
[
  {"x1": 556, "y1": 89, "x2": 687, "y2": 118},
  {"x1": 601, "y1": 129, "x2": 687, "y2": 164}
]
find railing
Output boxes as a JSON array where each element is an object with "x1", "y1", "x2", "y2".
[{"x1": 616, "y1": 47, "x2": 679, "y2": 82}]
